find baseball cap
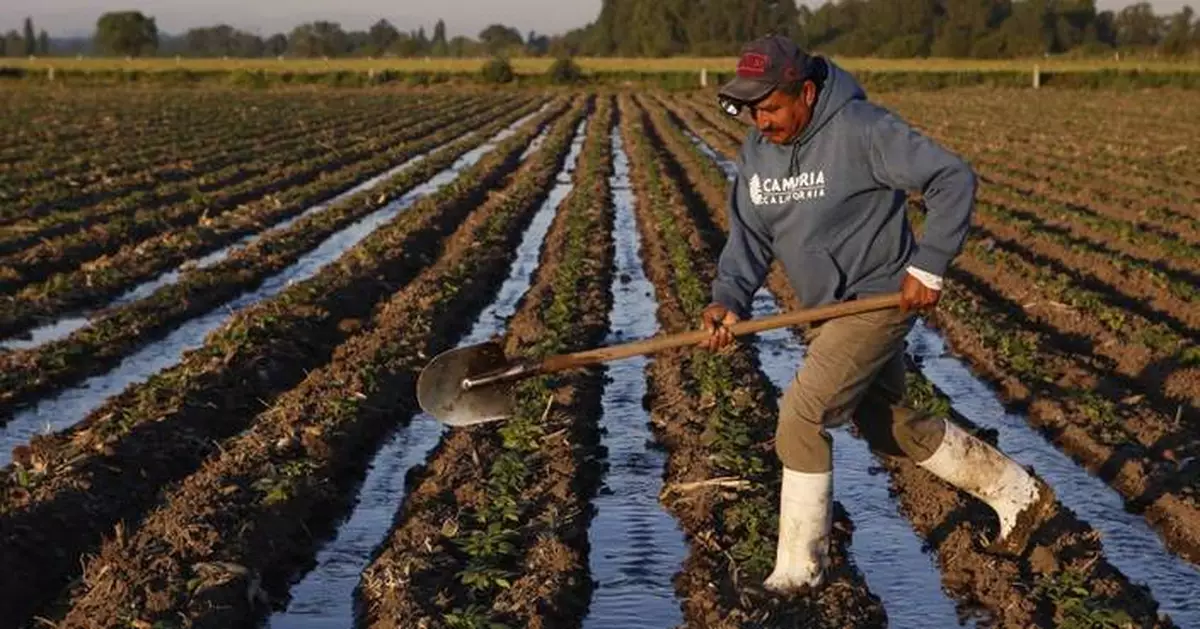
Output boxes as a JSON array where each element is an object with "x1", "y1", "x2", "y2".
[{"x1": 718, "y1": 35, "x2": 811, "y2": 114}]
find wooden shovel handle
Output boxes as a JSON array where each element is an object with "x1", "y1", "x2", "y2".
[{"x1": 539, "y1": 292, "x2": 902, "y2": 373}]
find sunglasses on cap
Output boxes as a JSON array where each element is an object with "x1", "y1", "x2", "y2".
[{"x1": 719, "y1": 94, "x2": 767, "y2": 118}]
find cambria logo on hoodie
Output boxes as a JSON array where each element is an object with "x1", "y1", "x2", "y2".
[{"x1": 748, "y1": 171, "x2": 827, "y2": 206}]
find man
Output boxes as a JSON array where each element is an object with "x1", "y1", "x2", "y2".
[{"x1": 699, "y1": 35, "x2": 1055, "y2": 593}]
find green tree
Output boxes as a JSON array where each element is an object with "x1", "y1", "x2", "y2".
[
  {"x1": 1052, "y1": 0, "x2": 1100, "y2": 52},
  {"x1": 288, "y1": 21, "x2": 348, "y2": 57},
  {"x1": 1160, "y1": 6, "x2": 1195, "y2": 55},
  {"x1": 934, "y1": 0, "x2": 1012, "y2": 57},
  {"x1": 526, "y1": 30, "x2": 550, "y2": 55},
  {"x1": 366, "y1": 19, "x2": 399, "y2": 55},
  {"x1": 1114, "y1": 2, "x2": 1162, "y2": 47},
  {"x1": 23, "y1": 17, "x2": 35, "y2": 56},
  {"x1": 413, "y1": 26, "x2": 430, "y2": 54},
  {"x1": 265, "y1": 33, "x2": 288, "y2": 56},
  {"x1": 3, "y1": 30, "x2": 21, "y2": 57},
  {"x1": 479, "y1": 24, "x2": 524, "y2": 54},
  {"x1": 95, "y1": 11, "x2": 158, "y2": 57},
  {"x1": 431, "y1": 19, "x2": 449, "y2": 55},
  {"x1": 38, "y1": 30, "x2": 49, "y2": 55},
  {"x1": 448, "y1": 35, "x2": 478, "y2": 56},
  {"x1": 183, "y1": 24, "x2": 264, "y2": 57}
]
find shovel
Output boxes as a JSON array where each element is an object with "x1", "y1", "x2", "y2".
[{"x1": 417, "y1": 292, "x2": 902, "y2": 426}]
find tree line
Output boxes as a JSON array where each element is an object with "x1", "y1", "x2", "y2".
[
  {"x1": 4, "y1": 1, "x2": 1198, "y2": 60},
  {"x1": 565, "y1": 0, "x2": 1200, "y2": 58},
  {"x1": 1, "y1": 17, "x2": 51, "y2": 57}
]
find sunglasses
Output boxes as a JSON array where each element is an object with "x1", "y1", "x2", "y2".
[
  {"x1": 719, "y1": 95, "x2": 745, "y2": 117},
  {"x1": 719, "y1": 94, "x2": 765, "y2": 118}
]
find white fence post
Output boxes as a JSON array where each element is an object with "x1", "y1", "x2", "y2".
[
  {"x1": 1033, "y1": 64, "x2": 1041, "y2": 89},
  {"x1": 700, "y1": 67, "x2": 708, "y2": 87}
]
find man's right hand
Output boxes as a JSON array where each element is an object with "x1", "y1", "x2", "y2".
[{"x1": 699, "y1": 302, "x2": 740, "y2": 351}]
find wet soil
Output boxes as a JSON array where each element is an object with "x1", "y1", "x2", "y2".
[
  {"x1": 49, "y1": 98, "x2": 593, "y2": 629},
  {"x1": 0, "y1": 102, "x2": 568, "y2": 629},
  {"x1": 357, "y1": 98, "x2": 615, "y2": 629}
]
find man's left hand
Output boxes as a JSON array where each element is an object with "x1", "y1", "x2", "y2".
[{"x1": 900, "y1": 273, "x2": 940, "y2": 313}]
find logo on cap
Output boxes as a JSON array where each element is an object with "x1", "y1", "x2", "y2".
[{"x1": 737, "y1": 52, "x2": 769, "y2": 77}]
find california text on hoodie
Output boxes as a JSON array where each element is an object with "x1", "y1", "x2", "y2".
[{"x1": 711, "y1": 59, "x2": 977, "y2": 317}]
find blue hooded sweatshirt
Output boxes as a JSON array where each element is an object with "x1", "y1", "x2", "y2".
[{"x1": 711, "y1": 60, "x2": 976, "y2": 318}]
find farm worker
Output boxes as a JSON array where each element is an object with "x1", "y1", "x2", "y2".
[{"x1": 698, "y1": 35, "x2": 1055, "y2": 593}]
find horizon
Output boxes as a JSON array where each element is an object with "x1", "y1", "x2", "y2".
[{"x1": 5, "y1": 0, "x2": 1194, "y2": 39}]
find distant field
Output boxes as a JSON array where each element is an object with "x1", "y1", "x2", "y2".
[
  {"x1": 8, "y1": 54, "x2": 1200, "y2": 74},
  {"x1": 0, "y1": 85, "x2": 1197, "y2": 629}
]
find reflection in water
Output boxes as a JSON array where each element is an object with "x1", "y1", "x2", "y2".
[{"x1": 582, "y1": 126, "x2": 686, "y2": 629}]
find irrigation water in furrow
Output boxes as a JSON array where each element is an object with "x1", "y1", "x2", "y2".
[
  {"x1": 581, "y1": 127, "x2": 687, "y2": 629},
  {"x1": 907, "y1": 322, "x2": 1200, "y2": 626},
  {"x1": 266, "y1": 118, "x2": 589, "y2": 629},
  {"x1": 0, "y1": 112, "x2": 548, "y2": 468},
  {"x1": 749, "y1": 291, "x2": 966, "y2": 628},
  {"x1": 0, "y1": 129, "x2": 474, "y2": 352}
]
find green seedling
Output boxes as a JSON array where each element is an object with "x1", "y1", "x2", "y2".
[{"x1": 1035, "y1": 569, "x2": 1133, "y2": 629}]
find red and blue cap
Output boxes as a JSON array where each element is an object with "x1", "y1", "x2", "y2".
[{"x1": 719, "y1": 35, "x2": 811, "y2": 110}]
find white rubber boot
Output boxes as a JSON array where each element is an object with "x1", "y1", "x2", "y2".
[
  {"x1": 764, "y1": 467, "x2": 832, "y2": 592},
  {"x1": 917, "y1": 420, "x2": 1055, "y2": 553}
]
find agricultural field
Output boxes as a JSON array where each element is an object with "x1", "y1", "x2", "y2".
[
  {"x1": 8, "y1": 54, "x2": 1200, "y2": 74},
  {"x1": 0, "y1": 83, "x2": 1196, "y2": 629}
]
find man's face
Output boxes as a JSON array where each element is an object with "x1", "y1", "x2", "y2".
[{"x1": 748, "y1": 81, "x2": 816, "y2": 145}]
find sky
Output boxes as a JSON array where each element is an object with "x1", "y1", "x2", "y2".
[{"x1": 4, "y1": 0, "x2": 1194, "y2": 38}]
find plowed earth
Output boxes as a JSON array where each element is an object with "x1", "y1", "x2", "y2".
[{"x1": 0, "y1": 85, "x2": 1194, "y2": 628}]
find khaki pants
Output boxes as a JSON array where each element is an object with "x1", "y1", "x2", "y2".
[{"x1": 775, "y1": 307, "x2": 946, "y2": 473}]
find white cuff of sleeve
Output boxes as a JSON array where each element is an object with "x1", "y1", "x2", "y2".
[{"x1": 906, "y1": 266, "x2": 944, "y2": 291}]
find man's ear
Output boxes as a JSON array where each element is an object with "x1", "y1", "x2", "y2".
[{"x1": 804, "y1": 80, "x2": 817, "y2": 107}]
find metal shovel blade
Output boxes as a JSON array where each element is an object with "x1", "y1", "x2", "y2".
[{"x1": 417, "y1": 341, "x2": 516, "y2": 426}]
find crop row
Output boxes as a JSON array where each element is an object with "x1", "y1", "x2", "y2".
[
  {"x1": 971, "y1": 197, "x2": 1198, "y2": 325},
  {"x1": 0, "y1": 96, "x2": 512, "y2": 294},
  {"x1": 620, "y1": 94, "x2": 887, "y2": 627},
  {"x1": 2, "y1": 95, "x2": 451, "y2": 239},
  {"x1": 0, "y1": 95, "x2": 527, "y2": 339},
  {"x1": 955, "y1": 227, "x2": 1198, "y2": 413},
  {"x1": 0, "y1": 95, "x2": 571, "y2": 627},
  {"x1": 0, "y1": 87, "x2": 206, "y2": 166},
  {"x1": 874, "y1": 88, "x2": 1200, "y2": 159},
  {"x1": 48, "y1": 96, "x2": 593, "y2": 629},
  {"x1": 976, "y1": 185, "x2": 1200, "y2": 278},
  {"x1": 0, "y1": 88, "x2": 416, "y2": 187},
  {"x1": 359, "y1": 96, "x2": 613, "y2": 629},
  {"x1": 0, "y1": 96, "x2": 544, "y2": 422},
  {"x1": 923, "y1": 127, "x2": 1200, "y2": 230},
  {"x1": 651, "y1": 93, "x2": 1177, "y2": 626},
  {"x1": 3, "y1": 94, "x2": 433, "y2": 229},
  {"x1": 878, "y1": 104, "x2": 1200, "y2": 220}
]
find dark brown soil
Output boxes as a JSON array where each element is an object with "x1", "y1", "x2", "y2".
[
  {"x1": 356, "y1": 96, "x2": 615, "y2": 629},
  {"x1": 0, "y1": 100, "x2": 570, "y2": 629},
  {"x1": 47, "y1": 98, "x2": 592, "y2": 629}
]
